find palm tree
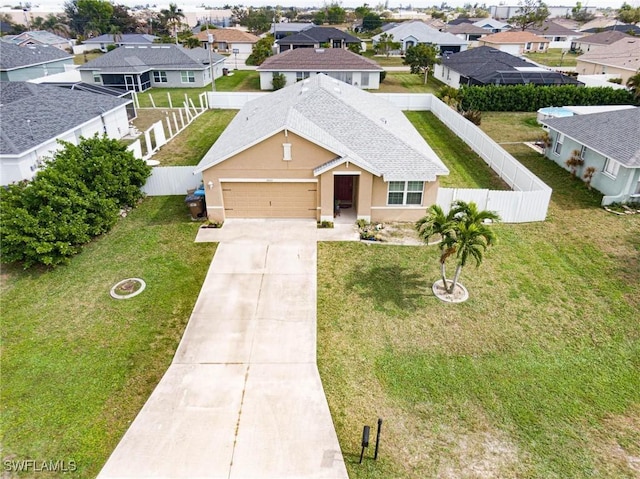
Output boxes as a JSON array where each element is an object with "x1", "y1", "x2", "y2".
[
  {"x1": 109, "y1": 25, "x2": 123, "y2": 45},
  {"x1": 416, "y1": 200, "x2": 500, "y2": 295},
  {"x1": 626, "y1": 71, "x2": 640, "y2": 100},
  {"x1": 161, "y1": 3, "x2": 185, "y2": 44}
]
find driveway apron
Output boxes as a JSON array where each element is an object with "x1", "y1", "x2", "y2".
[{"x1": 98, "y1": 219, "x2": 348, "y2": 479}]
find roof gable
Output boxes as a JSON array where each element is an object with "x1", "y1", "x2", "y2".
[
  {"x1": 577, "y1": 37, "x2": 640, "y2": 72},
  {"x1": 195, "y1": 74, "x2": 448, "y2": 181},
  {"x1": 372, "y1": 20, "x2": 468, "y2": 46}
]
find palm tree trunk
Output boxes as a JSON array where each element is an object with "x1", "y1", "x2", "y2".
[
  {"x1": 448, "y1": 264, "x2": 463, "y2": 294},
  {"x1": 440, "y1": 259, "x2": 448, "y2": 290}
]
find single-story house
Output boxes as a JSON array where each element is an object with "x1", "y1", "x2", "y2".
[
  {"x1": 5, "y1": 30, "x2": 71, "y2": 50},
  {"x1": 77, "y1": 44, "x2": 226, "y2": 91},
  {"x1": 445, "y1": 23, "x2": 488, "y2": 45},
  {"x1": 526, "y1": 20, "x2": 584, "y2": 50},
  {"x1": 270, "y1": 22, "x2": 314, "y2": 40},
  {"x1": 571, "y1": 30, "x2": 631, "y2": 53},
  {"x1": 276, "y1": 27, "x2": 361, "y2": 53},
  {"x1": 479, "y1": 31, "x2": 550, "y2": 55},
  {"x1": 194, "y1": 74, "x2": 449, "y2": 223},
  {"x1": 435, "y1": 46, "x2": 581, "y2": 88},
  {"x1": 541, "y1": 107, "x2": 640, "y2": 205},
  {"x1": 576, "y1": 37, "x2": 640, "y2": 83},
  {"x1": 195, "y1": 28, "x2": 259, "y2": 54},
  {"x1": 580, "y1": 23, "x2": 640, "y2": 36},
  {"x1": 0, "y1": 43, "x2": 73, "y2": 81},
  {"x1": 256, "y1": 48, "x2": 384, "y2": 90},
  {"x1": 371, "y1": 21, "x2": 469, "y2": 54},
  {"x1": 0, "y1": 82, "x2": 132, "y2": 184},
  {"x1": 82, "y1": 33, "x2": 159, "y2": 52},
  {"x1": 472, "y1": 18, "x2": 511, "y2": 33}
]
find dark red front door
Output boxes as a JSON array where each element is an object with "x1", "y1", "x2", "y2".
[{"x1": 334, "y1": 176, "x2": 353, "y2": 205}]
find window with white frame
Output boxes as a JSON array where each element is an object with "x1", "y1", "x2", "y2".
[
  {"x1": 153, "y1": 71, "x2": 168, "y2": 83},
  {"x1": 93, "y1": 73, "x2": 101, "y2": 83},
  {"x1": 538, "y1": 42, "x2": 545, "y2": 50},
  {"x1": 603, "y1": 158, "x2": 620, "y2": 178},
  {"x1": 387, "y1": 181, "x2": 424, "y2": 205},
  {"x1": 579, "y1": 145, "x2": 587, "y2": 159},
  {"x1": 526, "y1": 42, "x2": 532, "y2": 50},
  {"x1": 296, "y1": 71, "x2": 310, "y2": 82},
  {"x1": 181, "y1": 71, "x2": 195, "y2": 83},
  {"x1": 553, "y1": 133, "x2": 564, "y2": 155}
]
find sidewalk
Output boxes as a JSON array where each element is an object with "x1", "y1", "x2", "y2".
[{"x1": 98, "y1": 220, "x2": 348, "y2": 478}]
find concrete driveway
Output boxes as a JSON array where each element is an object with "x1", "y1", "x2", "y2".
[{"x1": 98, "y1": 220, "x2": 349, "y2": 479}]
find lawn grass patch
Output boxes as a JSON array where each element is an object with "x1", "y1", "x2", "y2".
[
  {"x1": 378, "y1": 72, "x2": 444, "y2": 93},
  {"x1": 406, "y1": 111, "x2": 510, "y2": 189},
  {"x1": 1, "y1": 196, "x2": 216, "y2": 478},
  {"x1": 524, "y1": 48, "x2": 578, "y2": 67},
  {"x1": 481, "y1": 112, "x2": 543, "y2": 143},
  {"x1": 73, "y1": 52, "x2": 103, "y2": 65},
  {"x1": 216, "y1": 70, "x2": 260, "y2": 91},
  {"x1": 361, "y1": 51, "x2": 404, "y2": 67}
]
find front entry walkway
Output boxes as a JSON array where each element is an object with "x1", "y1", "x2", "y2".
[{"x1": 98, "y1": 220, "x2": 349, "y2": 478}]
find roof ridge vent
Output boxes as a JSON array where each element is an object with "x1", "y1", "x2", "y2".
[{"x1": 315, "y1": 48, "x2": 325, "y2": 53}]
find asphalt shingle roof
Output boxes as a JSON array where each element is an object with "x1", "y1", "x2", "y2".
[
  {"x1": 10, "y1": 30, "x2": 70, "y2": 46},
  {"x1": 541, "y1": 108, "x2": 640, "y2": 168},
  {"x1": 576, "y1": 30, "x2": 631, "y2": 45},
  {"x1": 195, "y1": 74, "x2": 448, "y2": 181},
  {"x1": 83, "y1": 34, "x2": 158, "y2": 44},
  {"x1": 277, "y1": 27, "x2": 360, "y2": 46},
  {"x1": 257, "y1": 48, "x2": 383, "y2": 71},
  {"x1": 481, "y1": 31, "x2": 549, "y2": 44},
  {"x1": 372, "y1": 21, "x2": 468, "y2": 46},
  {"x1": 0, "y1": 42, "x2": 72, "y2": 70},
  {"x1": 577, "y1": 37, "x2": 640, "y2": 72},
  {"x1": 77, "y1": 44, "x2": 225, "y2": 73},
  {"x1": 0, "y1": 82, "x2": 130, "y2": 155}
]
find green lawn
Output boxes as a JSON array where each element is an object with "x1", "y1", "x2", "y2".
[
  {"x1": 318, "y1": 113, "x2": 640, "y2": 478},
  {"x1": 362, "y1": 50, "x2": 405, "y2": 67},
  {"x1": 524, "y1": 48, "x2": 579, "y2": 67},
  {"x1": 73, "y1": 51, "x2": 103, "y2": 65},
  {"x1": 378, "y1": 72, "x2": 444, "y2": 94},
  {"x1": 1, "y1": 197, "x2": 216, "y2": 478}
]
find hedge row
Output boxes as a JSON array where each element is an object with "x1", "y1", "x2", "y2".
[
  {"x1": 459, "y1": 84, "x2": 636, "y2": 112},
  {"x1": 0, "y1": 135, "x2": 151, "y2": 268}
]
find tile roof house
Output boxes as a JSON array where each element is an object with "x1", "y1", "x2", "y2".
[
  {"x1": 82, "y1": 33, "x2": 159, "y2": 52},
  {"x1": 195, "y1": 28, "x2": 259, "y2": 54},
  {"x1": 575, "y1": 37, "x2": 640, "y2": 83},
  {"x1": 6, "y1": 30, "x2": 71, "y2": 50},
  {"x1": 372, "y1": 21, "x2": 469, "y2": 54},
  {"x1": 0, "y1": 43, "x2": 73, "y2": 81},
  {"x1": 479, "y1": 31, "x2": 550, "y2": 55},
  {"x1": 0, "y1": 82, "x2": 132, "y2": 184},
  {"x1": 571, "y1": 30, "x2": 632, "y2": 53},
  {"x1": 435, "y1": 46, "x2": 581, "y2": 87},
  {"x1": 194, "y1": 74, "x2": 449, "y2": 223},
  {"x1": 541, "y1": 107, "x2": 640, "y2": 205},
  {"x1": 276, "y1": 27, "x2": 361, "y2": 53},
  {"x1": 77, "y1": 44, "x2": 226, "y2": 91},
  {"x1": 256, "y1": 48, "x2": 384, "y2": 90}
]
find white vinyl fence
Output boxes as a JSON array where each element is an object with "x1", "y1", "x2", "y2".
[{"x1": 143, "y1": 166, "x2": 201, "y2": 196}]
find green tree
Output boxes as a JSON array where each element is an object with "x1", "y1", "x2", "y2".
[
  {"x1": 571, "y1": 2, "x2": 595, "y2": 22},
  {"x1": 111, "y1": 4, "x2": 141, "y2": 33},
  {"x1": 404, "y1": 43, "x2": 440, "y2": 84},
  {"x1": 160, "y1": 3, "x2": 185, "y2": 41},
  {"x1": 272, "y1": 72, "x2": 286, "y2": 90},
  {"x1": 233, "y1": 7, "x2": 276, "y2": 34},
  {"x1": 374, "y1": 32, "x2": 400, "y2": 56},
  {"x1": 313, "y1": 10, "x2": 326, "y2": 25},
  {"x1": 617, "y1": 2, "x2": 640, "y2": 24},
  {"x1": 355, "y1": 3, "x2": 372, "y2": 19},
  {"x1": 416, "y1": 201, "x2": 499, "y2": 295},
  {"x1": 508, "y1": 0, "x2": 550, "y2": 30},
  {"x1": 626, "y1": 71, "x2": 640, "y2": 100},
  {"x1": 362, "y1": 12, "x2": 382, "y2": 31},
  {"x1": 64, "y1": 0, "x2": 114, "y2": 36},
  {"x1": 326, "y1": 3, "x2": 347, "y2": 24},
  {"x1": 182, "y1": 36, "x2": 201, "y2": 48},
  {"x1": 246, "y1": 34, "x2": 275, "y2": 65}
]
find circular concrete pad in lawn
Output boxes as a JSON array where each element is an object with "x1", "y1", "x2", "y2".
[
  {"x1": 432, "y1": 279, "x2": 469, "y2": 303},
  {"x1": 110, "y1": 278, "x2": 146, "y2": 300}
]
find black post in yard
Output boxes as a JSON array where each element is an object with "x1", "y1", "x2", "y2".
[
  {"x1": 374, "y1": 418, "x2": 382, "y2": 460},
  {"x1": 359, "y1": 425, "x2": 370, "y2": 464}
]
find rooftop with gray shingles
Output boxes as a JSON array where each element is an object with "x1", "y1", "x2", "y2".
[
  {"x1": 77, "y1": 44, "x2": 225, "y2": 73},
  {"x1": 257, "y1": 48, "x2": 383, "y2": 71},
  {"x1": 541, "y1": 107, "x2": 640, "y2": 168},
  {"x1": 195, "y1": 73, "x2": 449, "y2": 181},
  {"x1": 0, "y1": 42, "x2": 72, "y2": 70},
  {"x1": 0, "y1": 82, "x2": 130, "y2": 156},
  {"x1": 83, "y1": 33, "x2": 158, "y2": 44}
]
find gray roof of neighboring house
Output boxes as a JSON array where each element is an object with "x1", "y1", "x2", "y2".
[
  {"x1": 9, "y1": 30, "x2": 70, "y2": 46},
  {"x1": 277, "y1": 27, "x2": 361, "y2": 46},
  {"x1": 372, "y1": 21, "x2": 468, "y2": 46},
  {"x1": 257, "y1": 48, "x2": 383, "y2": 71},
  {"x1": 0, "y1": 42, "x2": 73, "y2": 70},
  {"x1": 445, "y1": 23, "x2": 488, "y2": 35},
  {"x1": 527, "y1": 20, "x2": 581, "y2": 36},
  {"x1": 271, "y1": 22, "x2": 314, "y2": 34},
  {"x1": 195, "y1": 74, "x2": 448, "y2": 181},
  {"x1": 0, "y1": 82, "x2": 130, "y2": 156},
  {"x1": 83, "y1": 34, "x2": 158, "y2": 44},
  {"x1": 77, "y1": 44, "x2": 225, "y2": 73},
  {"x1": 541, "y1": 108, "x2": 640, "y2": 168},
  {"x1": 577, "y1": 37, "x2": 640, "y2": 72},
  {"x1": 576, "y1": 30, "x2": 631, "y2": 45}
]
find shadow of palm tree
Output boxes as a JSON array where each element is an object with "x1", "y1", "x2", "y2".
[{"x1": 346, "y1": 264, "x2": 426, "y2": 313}]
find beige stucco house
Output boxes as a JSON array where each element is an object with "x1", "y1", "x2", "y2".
[
  {"x1": 576, "y1": 37, "x2": 640, "y2": 83},
  {"x1": 194, "y1": 74, "x2": 449, "y2": 223}
]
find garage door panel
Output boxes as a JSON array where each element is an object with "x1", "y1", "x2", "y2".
[{"x1": 223, "y1": 183, "x2": 317, "y2": 218}]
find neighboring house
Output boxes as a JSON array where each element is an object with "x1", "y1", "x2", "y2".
[
  {"x1": 0, "y1": 82, "x2": 132, "y2": 184},
  {"x1": 0, "y1": 42, "x2": 73, "y2": 81},
  {"x1": 541, "y1": 107, "x2": 640, "y2": 205},
  {"x1": 491, "y1": 4, "x2": 597, "y2": 20},
  {"x1": 577, "y1": 17, "x2": 620, "y2": 32},
  {"x1": 571, "y1": 30, "x2": 632, "y2": 53},
  {"x1": 256, "y1": 48, "x2": 384, "y2": 90},
  {"x1": 270, "y1": 22, "x2": 314, "y2": 40},
  {"x1": 479, "y1": 31, "x2": 550, "y2": 55},
  {"x1": 435, "y1": 46, "x2": 581, "y2": 88},
  {"x1": 195, "y1": 28, "x2": 259, "y2": 54},
  {"x1": 445, "y1": 23, "x2": 488, "y2": 45},
  {"x1": 82, "y1": 33, "x2": 158, "y2": 52},
  {"x1": 77, "y1": 44, "x2": 226, "y2": 91},
  {"x1": 526, "y1": 20, "x2": 584, "y2": 49},
  {"x1": 580, "y1": 23, "x2": 640, "y2": 36},
  {"x1": 371, "y1": 20, "x2": 469, "y2": 54},
  {"x1": 7, "y1": 30, "x2": 71, "y2": 50},
  {"x1": 575, "y1": 37, "x2": 640, "y2": 83},
  {"x1": 194, "y1": 74, "x2": 449, "y2": 223},
  {"x1": 472, "y1": 18, "x2": 511, "y2": 33},
  {"x1": 276, "y1": 27, "x2": 361, "y2": 53}
]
